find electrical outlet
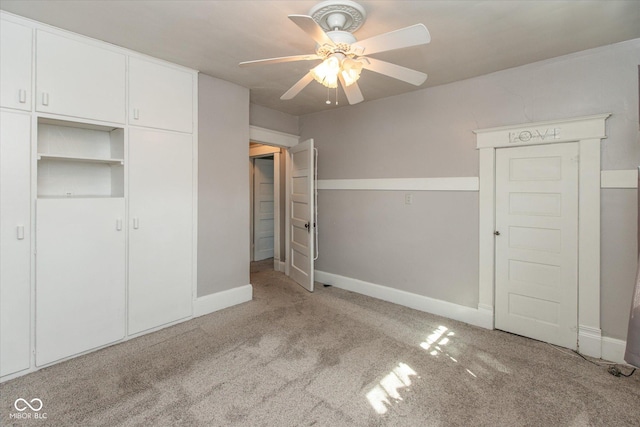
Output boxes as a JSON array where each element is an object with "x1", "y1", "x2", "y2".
[{"x1": 405, "y1": 193, "x2": 413, "y2": 205}]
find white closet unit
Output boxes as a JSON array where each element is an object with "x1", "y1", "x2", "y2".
[
  {"x1": 36, "y1": 30, "x2": 126, "y2": 124},
  {"x1": 129, "y1": 57, "x2": 193, "y2": 133},
  {"x1": 0, "y1": 11, "x2": 197, "y2": 381},
  {"x1": 0, "y1": 20, "x2": 32, "y2": 111},
  {"x1": 128, "y1": 128, "x2": 194, "y2": 335},
  {"x1": 0, "y1": 111, "x2": 32, "y2": 377}
]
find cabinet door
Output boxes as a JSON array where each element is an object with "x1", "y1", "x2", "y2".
[
  {"x1": 0, "y1": 19, "x2": 32, "y2": 111},
  {"x1": 0, "y1": 111, "x2": 31, "y2": 377},
  {"x1": 36, "y1": 198, "x2": 125, "y2": 366},
  {"x1": 129, "y1": 57, "x2": 193, "y2": 133},
  {"x1": 36, "y1": 30, "x2": 126, "y2": 123},
  {"x1": 128, "y1": 128, "x2": 193, "y2": 335}
]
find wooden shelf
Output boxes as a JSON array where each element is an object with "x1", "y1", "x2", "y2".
[{"x1": 37, "y1": 153, "x2": 124, "y2": 165}]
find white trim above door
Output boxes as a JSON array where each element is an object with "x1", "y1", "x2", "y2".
[
  {"x1": 250, "y1": 126, "x2": 299, "y2": 148},
  {"x1": 474, "y1": 113, "x2": 610, "y2": 357}
]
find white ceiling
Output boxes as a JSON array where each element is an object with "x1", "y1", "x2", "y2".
[{"x1": 2, "y1": 1, "x2": 639, "y2": 116}]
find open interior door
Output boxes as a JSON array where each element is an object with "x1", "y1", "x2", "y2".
[{"x1": 287, "y1": 139, "x2": 315, "y2": 291}]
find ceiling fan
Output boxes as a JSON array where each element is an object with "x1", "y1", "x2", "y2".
[{"x1": 239, "y1": 0, "x2": 431, "y2": 105}]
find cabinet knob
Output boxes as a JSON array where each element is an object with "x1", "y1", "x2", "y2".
[
  {"x1": 16, "y1": 225, "x2": 25, "y2": 240},
  {"x1": 133, "y1": 108, "x2": 139, "y2": 120},
  {"x1": 133, "y1": 217, "x2": 139, "y2": 229},
  {"x1": 42, "y1": 92, "x2": 49, "y2": 106},
  {"x1": 116, "y1": 219, "x2": 122, "y2": 231},
  {"x1": 19, "y1": 89, "x2": 27, "y2": 104}
]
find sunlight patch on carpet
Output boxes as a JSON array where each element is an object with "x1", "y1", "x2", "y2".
[
  {"x1": 366, "y1": 362, "x2": 417, "y2": 415},
  {"x1": 420, "y1": 325, "x2": 455, "y2": 357}
]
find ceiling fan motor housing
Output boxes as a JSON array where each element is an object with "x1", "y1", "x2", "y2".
[
  {"x1": 316, "y1": 31, "x2": 356, "y2": 59},
  {"x1": 310, "y1": 0, "x2": 367, "y2": 33}
]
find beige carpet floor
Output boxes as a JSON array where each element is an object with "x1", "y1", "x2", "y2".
[{"x1": 1, "y1": 259, "x2": 639, "y2": 426}]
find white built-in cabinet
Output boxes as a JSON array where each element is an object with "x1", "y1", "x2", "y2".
[
  {"x1": 0, "y1": 12, "x2": 196, "y2": 380},
  {"x1": 34, "y1": 119, "x2": 126, "y2": 366},
  {"x1": 128, "y1": 128, "x2": 194, "y2": 334},
  {"x1": 36, "y1": 30, "x2": 126, "y2": 124},
  {"x1": 36, "y1": 198, "x2": 126, "y2": 366},
  {"x1": 0, "y1": 111, "x2": 32, "y2": 377},
  {"x1": 129, "y1": 57, "x2": 193, "y2": 133},
  {"x1": 0, "y1": 20, "x2": 32, "y2": 111}
]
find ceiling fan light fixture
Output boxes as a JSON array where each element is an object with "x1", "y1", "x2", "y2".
[
  {"x1": 311, "y1": 54, "x2": 362, "y2": 89},
  {"x1": 311, "y1": 57, "x2": 340, "y2": 88},
  {"x1": 341, "y1": 68, "x2": 360, "y2": 86},
  {"x1": 340, "y1": 57, "x2": 362, "y2": 86}
]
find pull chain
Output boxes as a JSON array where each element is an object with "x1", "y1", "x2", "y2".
[{"x1": 335, "y1": 86, "x2": 338, "y2": 105}]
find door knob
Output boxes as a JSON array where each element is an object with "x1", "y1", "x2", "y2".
[
  {"x1": 304, "y1": 222, "x2": 310, "y2": 233},
  {"x1": 494, "y1": 231, "x2": 501, "y2": 236}
]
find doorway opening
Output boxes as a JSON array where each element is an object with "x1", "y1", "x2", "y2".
[
  {"x1": 248, "y1": 126, "x2": 317, "y2": 293},
  {"x1": 249, "y1": 143, "x2": 285, "y2": 273}
]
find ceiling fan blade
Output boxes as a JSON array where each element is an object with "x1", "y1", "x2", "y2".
[
  {"x1": 239, "y1": 54, "x2": 321, "y2": 67},
  {"x1": 338, "y1": 74, "x2": 364, "y2": 105},
  {"x1": 361, "y1": 57, "x2": 427, "y2": 86},
  {"x1": 352, "y1": 24, "x2": 430, "y2": 56},
  {"x1": 281, "y1": 72, "x2": 315, "y2": 100},
  {"x1": 289, "y1": 15, "x2": 335, "y2": 47}
]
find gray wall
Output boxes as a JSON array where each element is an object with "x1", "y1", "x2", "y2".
[
  {"x1": 318, "y1": 191, "x2": 479, "y2": 308},
  {"x1": 198, "y1": 73, "x2": 250, "y2": 297},
  {"x1": 250, "y1": 103, "x2": 299, "y2": 135},
  {"x1": 301, "y1": 39, "x2": 639, "y2": 338},
  {"x1": 601, "y1": 189, "x2": 638, "y2": 338}
]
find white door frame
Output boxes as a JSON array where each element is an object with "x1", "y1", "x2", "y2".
[
  {"x1": 474, "y1": 113, "x2": 610, "y2": 358},
  {"x1": 249, "y1": 126, "x2": 299, "y2": 273}
]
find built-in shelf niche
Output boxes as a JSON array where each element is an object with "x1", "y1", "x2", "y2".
[{"x1": 37, "y1": 118, "x2": 124, "y2": 198}]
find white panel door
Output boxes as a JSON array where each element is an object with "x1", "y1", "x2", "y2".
[
  {"x1": 254, "y1": 158, "x2": 275, "y2": 261},
  {"x1": 0, "y1": 19, "x2": 32, "y2": 111},
  {"x1": 495, "y1": 142, "x2": 579, "y2": 349},
  {"x1": 288, "y1": 139, "x2": 315, "y2": 292},
  {"x1": 128, "y1": 128, "x2": 193, "y2": 335},
  {"x1": 36, "y1": 198, "x2": 126, "y2": 366},
  {"x1": 129, "y1": 57, "x2": 193, "y2": 133},
  {"x1": 0, "y1": 111, "x2": 31, "y2": 377},
  {"x1": 36, "y1": 30, "x2": 126, "y2": 123}
]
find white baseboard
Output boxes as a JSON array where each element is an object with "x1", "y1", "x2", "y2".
[
  {"x1": 477, "y1": 304, "x2": 494, "y2": 328},
  {"x1": 193, "y1": 284, "x2": 253, "y2": 317},
  {"x1": 315, "y1": 270, "x2": 493, "y2": 329},
  {"x1": 578, "y1": 325, "x2": 602, "y2": 359},
  {"x1": 274, "y1": 259, "x2": 286, "y2": 272},
  {"x1": 577, "y1": 326, "x2": 629, "y2": 364},
  {"x1": 602, "y1": 336, "x2": 628, "y2": 364}
]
